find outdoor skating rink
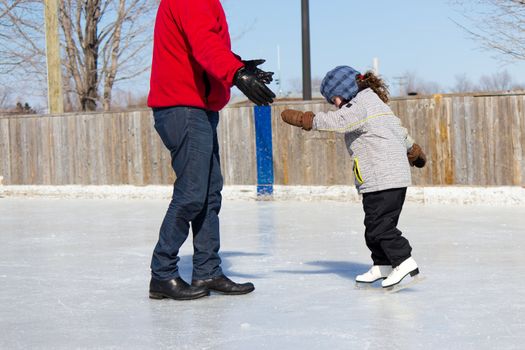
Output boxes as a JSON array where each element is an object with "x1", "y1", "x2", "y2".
[{"x1": 1, "y1": 198, "x2": 524, "y2": 349}]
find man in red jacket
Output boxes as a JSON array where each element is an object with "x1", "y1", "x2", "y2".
[{"x1": 147, "y1": 0, "x2": 275, "y2": 301}]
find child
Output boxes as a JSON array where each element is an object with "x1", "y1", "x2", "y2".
[{"x1": 281, "y1": 65, "x2": 426, "y2": 288}]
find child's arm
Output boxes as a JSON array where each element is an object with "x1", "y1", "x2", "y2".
[
  {"x1": 313, "y1": 103, "x2": 367, "y2": 133},
  {"x1": 281, "y1": 103, "x2": 367, "y2": 134}
]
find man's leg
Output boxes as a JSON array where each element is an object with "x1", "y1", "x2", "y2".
[
  {"x1": 150, "y1": 107, "x2": 214, "y2": 280},
  {"x1": 190, "y1": 111, "x2": 254, "y2": 295},
  {"x1": 191, "y1": 111, "x2": 223, "y2": 280}
]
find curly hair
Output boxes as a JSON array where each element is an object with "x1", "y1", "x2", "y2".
[{"x1": 356, "y1": 71, "x2": 390, "y2": 103}]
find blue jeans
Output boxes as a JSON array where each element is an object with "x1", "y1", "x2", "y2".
[{"x1": 150, "y1": 106, "x2": 223, "y2": 280}]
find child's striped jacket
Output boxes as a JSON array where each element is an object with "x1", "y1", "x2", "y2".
[{"x1": 313, "y1": 88, "x2": 414, "y2": 193}]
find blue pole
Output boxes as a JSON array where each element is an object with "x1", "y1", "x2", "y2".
[{"x1": 254, "y1": 106, "x2": 274, "y2": 196}]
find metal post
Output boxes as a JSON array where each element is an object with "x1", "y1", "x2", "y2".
[
  {"x1": 44, "y1": 0, "x2": 64, "y2": 114},
  {"x1": 301, "y1": 0, "x2": 311, "y2": 100},
  {"x1": 373, "y1": 57, "x2": 379, "y2": 75}
]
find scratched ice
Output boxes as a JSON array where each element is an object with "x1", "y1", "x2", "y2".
[{"x1": 1, "y1": 198, "x2": 524, "y2": 349}]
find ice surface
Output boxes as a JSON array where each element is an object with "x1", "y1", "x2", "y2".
[{"x1": 1, "y1": 198, "x2": 524, "y2": 349}]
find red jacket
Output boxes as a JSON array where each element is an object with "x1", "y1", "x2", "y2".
[{"x1": 147, "y1": 0, "x2": 244, "y2": 111}]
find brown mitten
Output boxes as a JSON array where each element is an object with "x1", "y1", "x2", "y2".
[
  {"x1": 407, "y1": 143, "x2": 427, "y2": 168},
  {"x1": 281, "y1": 109, "x2": 315, "y2": 131}
]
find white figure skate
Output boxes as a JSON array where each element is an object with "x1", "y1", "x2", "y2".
[
  {"x1": 355, "y1": 265, "x2": 392, "y2": 288},
  {"x1": 381, "y1": 257, "x2": 424, "y2": 292}
]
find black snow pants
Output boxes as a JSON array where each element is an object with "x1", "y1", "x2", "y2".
[{"x1": 362, "y1": 187, "x2": 412, "y2": 268}]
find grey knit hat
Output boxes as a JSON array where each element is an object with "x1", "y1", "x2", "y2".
[{"x1": 320, "y1": 66, "x2": 361, "y2": 104}]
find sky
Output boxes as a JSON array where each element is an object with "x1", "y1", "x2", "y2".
[{"x1": 221, "y1": 0, "x2": 525, "y2": 96}]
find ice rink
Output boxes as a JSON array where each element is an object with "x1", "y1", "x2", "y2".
[{"x1": 1, "y1": 198, "x2": 524, "y2": 349}]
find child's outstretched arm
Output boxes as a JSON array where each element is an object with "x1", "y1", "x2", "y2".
[{"x1": 281, "y1": 103, "x2": 367, "y2": 134}]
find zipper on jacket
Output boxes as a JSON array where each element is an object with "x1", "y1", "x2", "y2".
[
  {"x1": 203, "y1": 72, "x2": 211, "y2": 104},
  {"x1": 353, "y1": 158, "x2": 364, "y2": 184}
]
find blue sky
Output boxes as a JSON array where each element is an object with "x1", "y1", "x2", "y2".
[{"x1": 222, "y1": 0, "x2": 525, "y2": 95}]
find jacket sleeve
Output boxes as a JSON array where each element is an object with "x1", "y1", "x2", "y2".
[
  {"x1": 176, "y1": 0, "x2": 244, "y2": 85},
  {"x1": 398, "y1": 124, "x2": 415, "y2": 150},
  {"x1": 312, "y1": 103, "x2": 367, "y2": 134},
  {"x1": 404, "y1": 130, "x2": 415, "y2": 150}
]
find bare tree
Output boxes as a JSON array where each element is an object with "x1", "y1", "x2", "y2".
[
  {"x1": 451, "y1": 73, "x2": 478, "y2": 92},
  {"x1": 0, "y1": 0, "x2": 47, "y2": 98},
  {"x1": 111, "y1": 87, "x2": 147, "y2": 109},
  {"x1": 450, "y1": 70, "x2": 525, "y2": 93},
  {"x1": 60, "y1": 0, "x2": 156, "y2": 111},
  {"x1": 0, "y1": 0, "x2": 156, "y2": 112},
  {"x1": 0, "y1": 85, "x2": 10, "y2": 109},
  {"x1": 479, "y1": 70, "x2": 517, "y2": 91},
  {"x1": 392, "y1": 71, "x2": 441, "y2": 96},
  {"x1": 452, "y1": 0, "x2": 525, "y2": 62}
]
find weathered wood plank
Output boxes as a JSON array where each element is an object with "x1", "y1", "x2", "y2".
[
  {"x1": 38, "y1": 117, "x2": 51, "y2": 184},
  {"x1": 219, "y1": 107, "x2": 256, "y2": 185},
  {"x1": 50, "y1": 116, "x2": 62, "y2": 184},
  {"x1": 117, "y1": 113, "x2": 130, "y2": 184},
  {"x1": 474, "y1": 98, "x2": 487, "y2": 184},
  {"x1": 8, "y1": 119, "x2": 20, "y2": 184},
  {"x1": 452, "y1": 96, "x2": 467, "y2": 184},
  {"x1": 128, "y1": 111, "x2": 143, "y2": 185},
  {"x1": 443, "y1": 97, "x2": 454, "y2": 185},
  {"x1": 487, "y1": 97, "x2": 497, "y2": 185},
  {"x1": 0, "y1": 118, "x2": 10, "y2": 184},
  {"x1": 139, "y1": 110, "x2": 152, "y2": 185},
  {"x1": 85, "y1": 115, "x2": 97, "y2": 184},
  {"x1": 517, "y1": 96, "x2": 525, "y2": 187},
  {"x1": 420, "y1": 98, "x2": 433, "y2": 185}
]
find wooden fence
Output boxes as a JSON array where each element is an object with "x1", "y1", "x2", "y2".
[{"x1": 1, "y1": 92, "x2": 524, "y2": 186}]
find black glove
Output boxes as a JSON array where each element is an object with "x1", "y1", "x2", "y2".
[
  {"x1": 242, "y1": 59, "x2": 274, "y2": 84},
  {"x1": 234, "y1": 67, "x2": 276, "y2": 106}
]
